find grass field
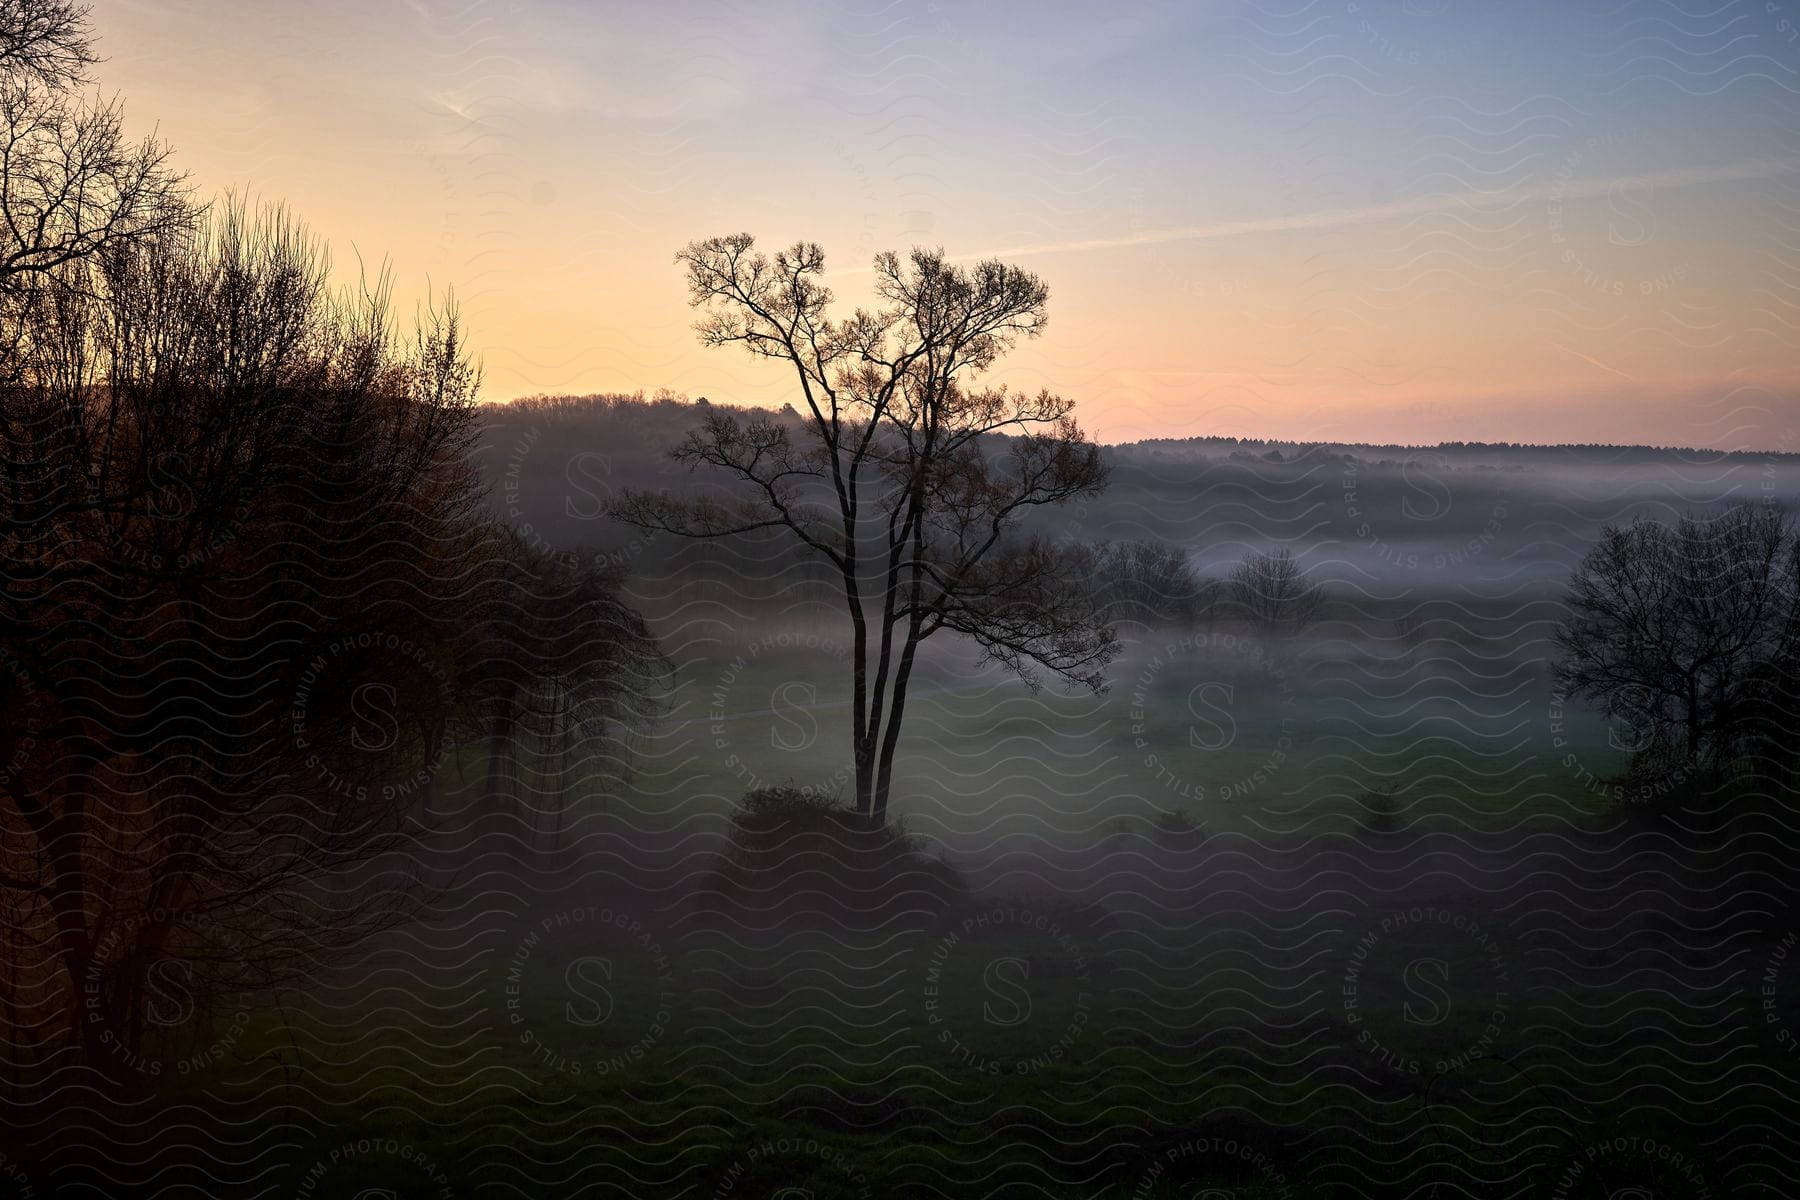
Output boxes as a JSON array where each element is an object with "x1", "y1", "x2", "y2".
[
  {"x1": 170, "y1": 869, "x2": 1781, "y2": 1198},
  {"x1": 62, "y1": 601, "x2": 1783, "y2": 1198},
  {"x1": 619, "y1": 601, "x2": 1639, "y2": 843}
]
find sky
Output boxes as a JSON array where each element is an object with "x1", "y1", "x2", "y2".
[{"x1": 92, "y1": 0, "x2": 1800, "y2": 449}]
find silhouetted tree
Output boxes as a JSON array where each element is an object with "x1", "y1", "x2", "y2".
[
  {"x1": 0, "y1": 0, "x2": 184, "y2": 299},
  {"x1": 0, "y1": 0, "x2": 94, "y2": 87},
  {"x1": 1094, "y1": 539, "x2": 1213, "y2": 626},
  {"x1": 1554, "y1": 503, "x2": 1799, "y2": 785},
  {"x1": 614, "y1": 235, "x2": 1117, "y2": 826},
  {"x1": 1230, "y1": 548, "x2": 1324, "y2": 634},
  {"x1": 467, "y1": 529, "x2": 666, "y2": 838},
  {"x1": 0, "y1": 200, "x2": 490, "y2": 1089}
]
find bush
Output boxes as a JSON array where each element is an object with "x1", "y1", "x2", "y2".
[
  {"x1": 706, "y1": 787, "x2": 966, "y2": 918},
  {"x1": 1152, "y1": 807, "x2": 1206, "y2": 848},
  {"x1": 1355, "y1": 786, "x2": 1405, "y2": 835}
]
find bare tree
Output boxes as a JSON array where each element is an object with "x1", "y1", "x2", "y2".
[
  {"x1": 0, "y1": 0, "x2": 95, "y2": 90},
  {"x1": 1093, "y1": 539, "x2": 1214, "y2": 626},
  {"x1": 614, "y1": 235, "x2": 1117, "y2": 827},
  {"x1": 467, "y1": 528, "x2": 667, "y2": 835},
  {"x1": 1554, "y1": 503, "x2": 1799, "y2": 781},
  {"x1": 1229, "y1": 547, "x2": 1324, "y2": 635},
  {"x1": 0, "y1": 202, "x2": 492, "y2": 1089},
  {"x1": 0, "y1": 0, "x2": 185, "y2": 298}
]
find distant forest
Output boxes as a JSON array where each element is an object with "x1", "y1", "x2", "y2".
[{"x1": 477, "y1": 390, "x2": 1800, "y2": 590}]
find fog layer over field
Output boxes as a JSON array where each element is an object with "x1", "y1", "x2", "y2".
[{"x1": 476, "y1": 393, "x2": 1800, "y2": 862}]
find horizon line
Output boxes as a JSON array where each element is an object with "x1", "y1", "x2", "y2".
[{"x1": 476, "y1": 393, "x2": 1800, "y2": 459}]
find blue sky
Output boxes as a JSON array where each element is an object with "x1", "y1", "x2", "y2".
[{"x1": 95, "y1": 0, "x2": 1800, "y2": 447}]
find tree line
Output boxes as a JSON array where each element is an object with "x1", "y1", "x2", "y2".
[{"x1": 0, "y1": 0, "x2": 661, "y2": 1101}]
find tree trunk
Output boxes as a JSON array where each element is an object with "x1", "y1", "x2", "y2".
[
  {"x1": 853, "y1": 734, "x2": 875, "y2": 818},
  {"x1": 554, "y1": 695, "x2": 573, "y2": 846},
  {"x1": 869, "y1": 628, "x2": 925, "y2": 829},
  {"x1": 12, "y1": 763, "x2": 112, "y2": 1075},
  {"x1": 419, "y1": 716, "x2": 444, "y2": 818},
  {"x1": 484, "y1": 705, "x2": 516, "y2": 817}
]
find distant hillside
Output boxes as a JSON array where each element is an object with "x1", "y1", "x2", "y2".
[
  {"x1": 1122, "y1": 434, "x2": 1800, "y2": 465},
  {"x1": 475, "y1": 393, "x2": 1800, "y2": 587}
]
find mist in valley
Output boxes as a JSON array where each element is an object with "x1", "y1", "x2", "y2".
[{"x1": 6, "y1": 0, "x2": 1799, "y2": 1188}]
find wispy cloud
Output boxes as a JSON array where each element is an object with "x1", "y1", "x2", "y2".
[{"x1": 953, "y1": 155, "x2": 1800, "y2": 262}]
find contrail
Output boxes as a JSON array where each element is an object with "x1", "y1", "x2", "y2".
[{"x1": 947, "y1": 155, "x2": 1800, "y2": 262}]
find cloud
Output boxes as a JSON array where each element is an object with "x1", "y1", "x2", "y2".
[{"x1": 953, "y1": 155, "x2": 1800, "y2": 261}]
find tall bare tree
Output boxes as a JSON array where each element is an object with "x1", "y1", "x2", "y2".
[{"x1": 614, "y1": 235, "x2": 1116, "y2": 827}]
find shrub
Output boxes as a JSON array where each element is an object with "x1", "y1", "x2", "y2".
[
  {"x1": 1152, "y1": 807, "x2": 1206, "y2": 847},
  {"x1": 706, "y1": 786, "x2": 966, "y2": 917},
  {"x1": 1355, "y1": 786, "x2": 1405, "y2": 835}
]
